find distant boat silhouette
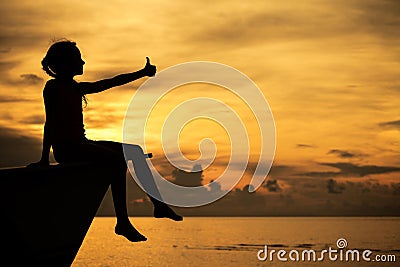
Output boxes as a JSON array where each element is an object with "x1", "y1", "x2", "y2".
[{"x1": 0, "y1": 162, "x2": 117, "y2": 266}]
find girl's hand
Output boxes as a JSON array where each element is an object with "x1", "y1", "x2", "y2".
[
  {"x1": 142, "y1": 57, "x2": 156, "y2": 77},
  {"x1": 27, "y1": 159, "x2": 49, "y2": 168}
]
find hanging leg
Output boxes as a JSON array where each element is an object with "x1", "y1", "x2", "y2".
[{"x1": 124, "y1": 144, "x2": 183, "y2": 221}]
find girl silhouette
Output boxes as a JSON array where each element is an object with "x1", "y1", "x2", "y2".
[{"x1": 31, "y1": 40, "x2": 182, "y2": 242}]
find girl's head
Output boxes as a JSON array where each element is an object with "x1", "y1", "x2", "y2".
[{"x1": 42, "y1": 40, "x2": 85, "y2": 78}]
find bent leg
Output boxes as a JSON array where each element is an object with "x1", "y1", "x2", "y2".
[
  {"x1": 102, "y1": 142, "x2": 182, "y2": 221},
  {"x1": 124, "y1": 144, "x2": 183, "y2": 221},
  {"x1": 122, "y1": 144, "x2": 163, "y2": 200}
]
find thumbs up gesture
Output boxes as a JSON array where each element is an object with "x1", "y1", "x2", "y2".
[{"x1": 143, "y1": 57, "x2": 156, "y2": 77}]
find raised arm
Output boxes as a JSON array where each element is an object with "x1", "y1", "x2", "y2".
[{"x1": 79, "y1": 57, "x2": 156, "y2": 95}]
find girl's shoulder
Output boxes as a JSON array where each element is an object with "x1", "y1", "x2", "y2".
[
  {"x1": 44, "y1": 78, "x2": 58, "y2": 87},
  {"x1": 45, "y1": 78, "x2": 56, "y2": 84},
  {"x1": 43, "y1": 79, "x2": 57, "y2": 96},
  {"x1": 43, "y1": 78, "x2": 56, "y2": 90},
  {"x1": 43, "y1": 79, "x2": 79, "y2": 91},
  {"x1": 44, "y1": 78, "x2": 79, "y2": 86}
]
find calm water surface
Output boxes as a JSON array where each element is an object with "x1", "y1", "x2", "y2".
[{"x1": 72, "y1": 217, "x2": 400, "y2": 267}]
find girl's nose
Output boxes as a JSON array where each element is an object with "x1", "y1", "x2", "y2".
[{"x1": 81, "y1": 60, "x2": 85, "y2": 65}]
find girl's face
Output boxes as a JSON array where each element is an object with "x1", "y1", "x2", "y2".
[
  {"x1": 68, "y1": 48, "x2": 85, "y2": 76},
  {"x1": 55, "y1": 47, "x2": 85, "y2": 78}
]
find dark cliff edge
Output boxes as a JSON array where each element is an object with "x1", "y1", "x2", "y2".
[{"x1": 0, "y1": 163, "x2": 113, "y2": 266}]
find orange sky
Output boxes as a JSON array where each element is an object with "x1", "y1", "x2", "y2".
[{"x1": 1, "y1": 0, "x2": 399, "y2": 212}]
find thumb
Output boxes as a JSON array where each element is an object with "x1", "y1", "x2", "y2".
[{"x1": 146, "y1": 57, "x2": 150, "y2": 65}]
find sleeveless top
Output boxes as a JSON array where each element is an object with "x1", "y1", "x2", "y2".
[{"x1": 43, "y1": 79, "x2": 86, "y2": 145}]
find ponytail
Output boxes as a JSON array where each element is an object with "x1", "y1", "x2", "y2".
[{"x1": 41, "y1": 57, "x2": 57, "y2": 78}]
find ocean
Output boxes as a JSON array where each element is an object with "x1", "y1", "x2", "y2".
[{"x1": 72, "y1": 217, "x2": 400, "y2": 267}]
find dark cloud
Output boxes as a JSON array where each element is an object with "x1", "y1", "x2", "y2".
[
  {"x1": 20, "y1": 74, "x2": 43, "y2": 85},
  {"x1": 328, "y1": 149, "x2": 356, "y2": 158},
  {"x1": 301, "y1": 162, "x2": 400, "y2": 178},
  {"x1": 146, "y1": 154, "x2": 177, "y2": 178},
  {"x1": 19, "y1": 115, "x2": 44, "y2": 125},
  {"x1": 184, "y1": 0, "x2": 400, "y2": 52},
  {"x1": 0, "y1": 61, "x2": 18, "y2": 74},
  {"x1": 0, "y1": 126, "x2": 41, "y2": 168},
  {"x1": 269, "y1": 165, "x2": 295, "y2": 175},
  {"x1": 296, "y1": 144, "x2": 315, "y2": 148},
  {"x1": 323, "y1": 162, "x2": 400, "y2": 177},
  {"x1": 0, "y1": 22, "x2": 68, "y2": 52},
  {"x1": 0, "y1": 95, "x2": 30, "y2": 103},
  {"x1": 0, "y1": 63, "x2": 44, "y2": 87},
  {"x1": 392, "y1": 183, "x2": 400, "y2": 195},
  {"x1": 0, "y1": 61, "x2": 18, "y2": 86},
  {"x1": 379, "y1": 120, "x2": 400, "y2": 129},
  {"x1": 327, "y1": 179, "x2": 345, "y2": 194},
  {"x1": 352, "y1": 0, "x2": 400, "y2": 40},
  {"x1": 116, "y1": 177, "x2": 400, "y2": 216},
  {"x1": 0, "y1": 112, "x2": 13, "y2": 120},
  {"x1": 96, "y1": 167, "x2": 400, "y2": 216},
  {"x1": 112, "y1": 182, "x2": 268, "y2": 217},
  {"x1": 83, "y1": 114, "x2": 123, "y2": 129},
  {"x1": 171, "y1": 164, "x2": 203, "y2": 187},
  {"x1": 0, "y1": 48, "x2": 11, "y2": 53},
  {"x1": 264, "y1": 179, "x2": 282, "y2": 192},
  {"x1": 208, "y1": 179, "x2": 222, "y2": 193},
  {"x1": 246, "y1": 162, "x2": 296, "y2": 178},
  {"x1": 188, "y1": 10, "x2": 322, "y2": 45}
]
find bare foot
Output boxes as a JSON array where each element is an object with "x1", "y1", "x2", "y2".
[
  {"x1": 115, "y1": 224, "x2": 147, "y2": 242},
  {"x1": 154, "y1": 205, "x2": 183, "y2": 221}
]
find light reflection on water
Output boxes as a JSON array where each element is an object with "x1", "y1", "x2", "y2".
[{"x1": 73, "y1": 217, "x2": 400, "y2": 267}]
